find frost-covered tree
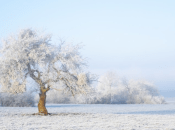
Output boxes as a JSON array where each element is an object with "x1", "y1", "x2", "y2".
[
  {"x1": 0, "y1": 29, "x2": 95, "y2": 115},
  {"x1": 117, "y1": 79, "x2": 165, "y2": 104},
  {"x1": 96, "y1": 72, "x2": 165, "y2": 104},
  {"x1": 96, "y1": 72, "x2": 118, "y2": 103}
]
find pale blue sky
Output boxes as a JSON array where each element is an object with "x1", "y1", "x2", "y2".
[{"x1": 0, "y1": 0, "x2": 175, "y2": 96}]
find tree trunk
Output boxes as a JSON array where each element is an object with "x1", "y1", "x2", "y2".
[{"x1": 38, "y1": 86, "x2": 50, "y2": 115}]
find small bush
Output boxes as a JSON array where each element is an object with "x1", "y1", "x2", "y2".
[{"x1": 0, "y1": 92, "x2": 35, "y2": 107}]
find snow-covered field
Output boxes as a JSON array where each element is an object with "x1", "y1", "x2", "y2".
[{"x1": 1, "y1": 103, "x2": 175, "y2": 130}]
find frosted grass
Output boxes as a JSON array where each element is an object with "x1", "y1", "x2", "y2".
[{"x1": 1, "y1": 104, "x2": 175, "y2": 130}]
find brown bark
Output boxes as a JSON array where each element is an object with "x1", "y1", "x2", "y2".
[{"x1": 38, "y1": 86, "x2": 50, "y2": 115}]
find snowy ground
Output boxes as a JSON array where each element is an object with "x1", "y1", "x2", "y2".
[{"x1": 1, "y1": 103, "x2": 175, "y2": 130}]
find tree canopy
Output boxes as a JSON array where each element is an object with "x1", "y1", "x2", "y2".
[{"x1": 0, "y1": 29, "x2": 95, "y2": 96}]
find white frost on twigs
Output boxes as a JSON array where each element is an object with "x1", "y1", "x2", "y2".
[
  {"x1": 0, "y1": 29, "x2": 95, "y2": 96},
  {"x1": 77, "y1": 73, "x2": 87, "y2": 86}
]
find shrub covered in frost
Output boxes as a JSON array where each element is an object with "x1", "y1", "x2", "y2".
[
  {"x1": 0, "y1": 92, "x2": 35, "y2": 107},
  {"x1": 95, "y1": 72, "x2": 165, "y2": 104}
]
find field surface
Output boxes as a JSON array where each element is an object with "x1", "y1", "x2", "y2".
[{"x1": 0, "y1": 104, "x2": 175, "y2": 130}]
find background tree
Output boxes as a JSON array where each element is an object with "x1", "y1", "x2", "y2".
[
  {"x1": 96, "y1": 72, "x2": 118, "y2": 104},
  {"x1": 96, "y1": 72, "x2": 165, "y2": 104},
  {"x1": 0, "y1": 29, "x2": 95, "y2": 115}
]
